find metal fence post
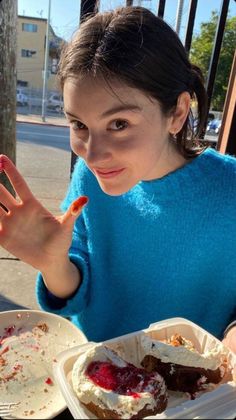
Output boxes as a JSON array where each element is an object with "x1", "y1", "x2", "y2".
[{"x1": 184, "y1": 0, "x2": 198, "y2": 56}]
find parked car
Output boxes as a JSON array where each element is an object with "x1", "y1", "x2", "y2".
[
  {"x1": 207, "y1": 112, "x2": 215, "y2": 124},
  {"x1": 27, "y1": 96, "x2": 43, "y2": 108},
  {"x1": 16, "y1": 88, "x2": 28, "y2": 106},
  {"x1": 206, "y1": 118, "x2": 222, "y2": 135},
  {"x1": 47, "y1": 94, "x2": 64, "y2": 113}
]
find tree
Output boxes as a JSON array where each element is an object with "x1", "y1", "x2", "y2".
[
  {"x1": 190, "y1": 11, "x2": 236, "y2": 111},
  {"x1": 0, "y1": 0, "x2": 17, "y2": 194}
]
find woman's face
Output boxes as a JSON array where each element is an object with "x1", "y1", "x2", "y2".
[{"x1": 63, "y1": 77, "x2": 186, "y2": 196}]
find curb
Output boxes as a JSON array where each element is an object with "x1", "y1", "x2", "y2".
[{"x1": 16, "y1": 116, "x2": 68, "y2": 128}]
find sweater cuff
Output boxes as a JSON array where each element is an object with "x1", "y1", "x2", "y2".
[
  {"x1": 35, "y1": 254, "x2": 89, "y2": 316},
  {"x1": 223, "y1": 320, "x2": 236, "y2": 338}
]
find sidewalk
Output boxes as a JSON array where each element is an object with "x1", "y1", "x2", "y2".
[
  {"x1": 17, "y1": 111, "x2": 68, "y2": 127},
  {"x1": 0, "y1": 113, "x2": 71, "y2": 312}
]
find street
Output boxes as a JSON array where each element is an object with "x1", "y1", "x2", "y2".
[{"x1": 17, "y1": 122, "x2": 70, "y2": 151}]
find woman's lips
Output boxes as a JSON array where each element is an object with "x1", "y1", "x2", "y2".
[{"x1": 94, "y1": 168, "x2": 125, "y2": 178}]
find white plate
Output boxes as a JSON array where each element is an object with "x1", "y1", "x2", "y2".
[{"x1": 0, "y1": 309, "x2": 87, "y2": 419}]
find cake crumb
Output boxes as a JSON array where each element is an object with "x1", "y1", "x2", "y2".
[{"x1": 36, "y1": 323, "x2": 49, "y2": 333}]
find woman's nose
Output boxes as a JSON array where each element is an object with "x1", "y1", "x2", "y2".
[{"x1": 86, "y1": 134, "x2": 112, "y2": 165}]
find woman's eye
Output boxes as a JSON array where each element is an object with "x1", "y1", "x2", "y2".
[
  {"x1": 110, "y1": 119, "x2": 128, "y2": 131},
  {"x1": 70, "y1": 120, "x2": 87, "y2": 131}
]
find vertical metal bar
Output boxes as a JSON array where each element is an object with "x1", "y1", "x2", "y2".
[
  {"x1": 217, "y1": 52, "x2": 236, "y2": 156},
  {"x1": 70, "y1": 0, "x2": 98, "y2": 175},
  {"x1": 157, "y1": 0, "x2": 166, "y2": 18},
  {"x1": 205, "y1": 0, "x2": 230, "y2": 121},
  {"x1": 80, "y1": 0, "x2": 98, "y2": 18},
  {"x1": 184, "y1": 0, "x2": 198, "y2": 55}
]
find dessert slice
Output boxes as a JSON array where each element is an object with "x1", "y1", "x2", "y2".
[
  {"x1": 72, "y1": 344, "x2": 168, "y2": 419},
  {"x1": 141, "y1": 333, "x2": 228, "y2": 396}
]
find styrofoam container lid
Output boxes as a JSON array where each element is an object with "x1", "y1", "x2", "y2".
[{"x1": 53, "y1": 317, "x2": 236, "y2": 419}]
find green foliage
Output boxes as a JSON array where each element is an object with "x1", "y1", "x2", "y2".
[{"x1": 190, "y1": 11, "x2": 236, "y2": 110}]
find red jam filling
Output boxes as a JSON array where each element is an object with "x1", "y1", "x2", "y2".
[
  {"x1": 0, "y1": 325, "x2": 16, "y2": 346},
  {"x1": 45, "y1": 377, "x2": 53, "y2": 385},
  {"x1": 86, "y1": 361, "x2": 158, "y2": 397}
]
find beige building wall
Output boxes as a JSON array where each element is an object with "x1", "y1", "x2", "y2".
[{"x1": 17, "y1": 16, "x2": 59, "y2": 91}]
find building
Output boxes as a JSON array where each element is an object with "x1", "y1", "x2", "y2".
[{"x1": 17, "y1": 15, "x2": 64, "y2": 91}]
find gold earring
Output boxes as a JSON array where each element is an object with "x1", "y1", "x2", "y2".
[{"x1": 170, "y1": 132, "x2": 177, "y2": 140}]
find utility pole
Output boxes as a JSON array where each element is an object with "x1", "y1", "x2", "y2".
[
  {"x1": 42, "y1": 0, "x2": 51, "y2": 122},
  {"x1": 175, "y1": 0, "x2": 184, "y2": 36},
  {"x1": 0, "y1": 0, "x2": 17, "y2": 194}
]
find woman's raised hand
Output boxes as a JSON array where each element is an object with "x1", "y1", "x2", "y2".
[
  {"x1": 0, "y1": 155, "x2": 88, "y2": 272},
  {"x1": 223, "y1": 327, "x2": 236, "y2": 354}
]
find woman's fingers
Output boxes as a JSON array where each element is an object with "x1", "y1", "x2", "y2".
[
  {"x1": 0, "y1": 155, "x2": 33, "y2": 202},
  {"x1": 0, "y1": 184, "x2": 18, "y2": 211},
  {"x1": 61, "y1": 196, "x2": 89, "y2": 225},
  {"x1": 0, "y1": 204, "x2": 8, "y2": 217}
]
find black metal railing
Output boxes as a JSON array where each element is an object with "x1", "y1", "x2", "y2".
[
  {"x1": 70, "y1": 0, "x2": 235, "y2": 173},
  {"x1": 184, "y1": 0, "x2": 198, "y2": 55}
]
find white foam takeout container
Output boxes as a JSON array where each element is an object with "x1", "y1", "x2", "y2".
[{"x1": 53, "y1": 317, "x2": 236, "y2": 419}]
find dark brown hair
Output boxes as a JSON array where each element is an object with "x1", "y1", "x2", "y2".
[{"x1": 58, "y1": 6, "x2": 208, "y2": 157}]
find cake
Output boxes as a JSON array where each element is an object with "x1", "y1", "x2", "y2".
[
  {"x1": 140, "y1": 333, "x2": 228, "y2": 396},
  {"x1": 72, "y1": 344, "x2": 168, "y2": 419}
]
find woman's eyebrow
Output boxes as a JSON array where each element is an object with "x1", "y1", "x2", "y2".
[
  {"x1": 64, "y1": 105, "x2": 142, "y2": 120},
  {"x1": 101, "y1": 104, "x2": 142, "y2": 118},
  {"x1": 64, "y1": 111, "x2": 80, "y2": 119}
]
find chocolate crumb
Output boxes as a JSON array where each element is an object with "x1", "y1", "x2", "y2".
[{"x1": 36, "y1": 323, "x2": 49, "y2": 333}]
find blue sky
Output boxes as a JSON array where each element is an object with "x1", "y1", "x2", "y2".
[{"x1": 18, "y1": 0, "x2": 236, "y2": 41}]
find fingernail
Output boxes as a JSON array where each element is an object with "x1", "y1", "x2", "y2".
[
  {"x1": 0, "y1": 155, "x2": 4, "y2": 173},
  {"x1": 71, "y1": 196, "x2": 89, "y2": 215}
]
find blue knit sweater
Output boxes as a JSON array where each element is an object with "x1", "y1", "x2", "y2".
[{"x1": 36, "y1": 148, "x2": 236, "y2": 342}]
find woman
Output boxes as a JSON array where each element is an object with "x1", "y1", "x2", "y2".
[{"x1": 0, "y1": 7, "x2": 235, "y2": 350}]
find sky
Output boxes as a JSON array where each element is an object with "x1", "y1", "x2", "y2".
[{"x1": 17, "y1": 0, "x2": 236, "y2": 41}]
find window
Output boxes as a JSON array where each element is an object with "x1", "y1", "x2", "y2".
[
  {"x1": 51, "y1": 58, "x2": 58, "y2": 74},
  {"x1": 17, "y1": 80, "x2": 28, "y2": 87},
  {"x1": 21, "y1": 49, "x2": 37, "y2": 57},
  {"x1": 22, "y1": 23, "x2": 38, "y2": 32}
]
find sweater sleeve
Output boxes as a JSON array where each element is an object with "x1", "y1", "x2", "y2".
[{"x1": 35, "y1": 159, "x2": 91, "y2": 317}]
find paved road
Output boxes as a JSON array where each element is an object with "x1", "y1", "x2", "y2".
[{"x1": 17, "y1": 122, "x2": 70, "y2": 151}]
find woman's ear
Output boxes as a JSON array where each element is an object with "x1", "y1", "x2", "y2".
[{"x1": 169, "y1": 91, "x2": 191, "y2": 135}]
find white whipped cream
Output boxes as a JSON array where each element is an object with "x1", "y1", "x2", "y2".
[
  {"x1": 140, "y1": 335, "x2": 228, "y2": 371},
  {"x1": 72, "y1": 344, "x2": 167, "y2": 419}
]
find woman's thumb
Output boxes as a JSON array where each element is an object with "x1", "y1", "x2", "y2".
[
  {"x1": 70, "y1": 196, "x2": 89, "y2": 216},
  {"x1": 62, "y1": 196, "x2": 89, "y2": 225}
]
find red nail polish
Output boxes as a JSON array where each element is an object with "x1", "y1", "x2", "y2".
[
  {"x1": 72, "y1": 196, "x2": 89, "y2": 214},
  {"x1": 0, "y1": 156, "x2": 4, "y2": 173}
]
